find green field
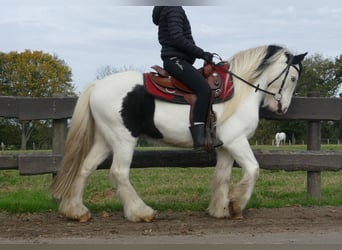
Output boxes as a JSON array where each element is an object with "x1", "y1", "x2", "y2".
[
  {"x1": 251, "y1": 144, "x2": 342, "y2": 151},
  {"x1": 0, "y1": 145, "x2": 341, "y2": 213}
]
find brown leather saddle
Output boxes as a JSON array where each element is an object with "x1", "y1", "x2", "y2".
[
  {"x1": 144, "y1": 61, "x2": 234, "y2": 126},
  {"x1": 144, "y1": 62, "x2": 233, "y2": 102},
  {"x1": 149, "y1": 63, "x2": 224, "y2": 98}
]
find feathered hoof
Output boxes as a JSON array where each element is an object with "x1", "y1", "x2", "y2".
[
  {"x1": 125, "y1": 206, "x2": 156, "y2": 222},
  {"x1": 141, "y1": 214, "x2": 155, "y2": 223},
  {"x1": 78, "y1": 212, "x2": 92, "y2": 223},
  {"x1": 207, "y1": 206, "x2": 229, "y2": 219},
  {"x1": 59, "y1": 202, "x2": 92, "y2": 222},
  {"x1": 229, "y1": 214, "x2": 244, "y2": 220},
  {"x1": 228, "y1": 201, "x2": 243, "y2": 220}
]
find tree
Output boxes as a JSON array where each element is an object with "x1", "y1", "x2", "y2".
[
  {"x1": 0, "y1": 50, "x2": 75, "y2": 149},
  {"x1": 296, "y1": 54, "x2": 341, "y2": 97},
  {"x1": 0, "y1": 50, "x2": 75, "y2": 96},
  {"x1": 335, "y1": 55, "x2": 342, "y2": 93},
  {"x1": 95, "y1": 65, "x2": 141, "y2": 80},
  {"x1": 95, "y1": 65, "x2": 120, "y2": 80},
  {"x1": 0, "y1": 118, "x2": 20, "y2": 149},
  {"x1": 295, "y1": 54, "x2": 341, "y2": 143}
]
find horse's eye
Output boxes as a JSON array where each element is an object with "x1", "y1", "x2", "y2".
[{"x1": 291, "y1": 76, "x2": 296, "y2": 82}]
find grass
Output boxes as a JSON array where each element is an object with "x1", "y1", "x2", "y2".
[
  {"x1": 251, "y1": 144, "x2": 342, "y2": 151},
  {"x1": 0, "y1": 171, "x2": 56, "y2": 212},
  {"x1": 0, "y1": 144, "x2": 341, "y2": 213},
  {"x1": 1, "y1": 168, "x2": 342, "y2": 214},
  {"x1": 0, "y1": 149, "x2": 52, "y2": 155}
]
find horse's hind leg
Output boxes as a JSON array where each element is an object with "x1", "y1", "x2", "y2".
[
  {"x1": 110, "y1": 144, "x2": 155, "y2": 222},
  {"x1": 227, "y1": 137, "x2": 259, "y2": 219},
  {"x1": 208, "y1": 147, "x2": 234, "y2": 218},
  {"x1": 59, "y1": 131, "x2": 110, "y2": 222}
]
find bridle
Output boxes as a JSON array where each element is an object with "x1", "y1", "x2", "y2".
[{"x1": 214, "y1": 53, "x2": 301, "y2": 103}]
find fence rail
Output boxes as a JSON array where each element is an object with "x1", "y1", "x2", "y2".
[
  {"x1": 1, "y1": 95, "x2": 342, "y2": 198},
  {"x1": 1, "y1": 150, "x2": 341, "y2": 175},
  {"x1": 1, "y1": 95, "x2": 341, "y2": 121}
]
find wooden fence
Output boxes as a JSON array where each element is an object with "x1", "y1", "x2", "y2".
[{"x1": 0, "y1": 94, "x2": 342, "y2": 198}]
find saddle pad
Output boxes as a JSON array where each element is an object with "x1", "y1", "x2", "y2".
[{"x1": 144, "y1": 63, "x2": 234, "y2": 104}]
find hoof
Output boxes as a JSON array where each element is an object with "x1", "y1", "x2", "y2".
[
  {"x1": 229, "y1": 214, "x2": 244, "y2": 220},
  {"x1": 78, "y1": 212, "x2": 92, "y2": 223},
  {"x1": 207, "y1": 207, "x2": 229, "y2": 219},
  {"x1": 124, "y1": 205, "x2": 156, "y2": 222},
  {"x1": 61, "y1": 210, "x2": 91, "y2": 222},
  {"x1": 142, "y1": 214, "x2": 155, "y2": 223},
  {"x1": 229, "y1": 201, "x2": 243, "y2": 219},
  {"x1": 141, "y1": 210, "x2": 157, "y2": 223}
]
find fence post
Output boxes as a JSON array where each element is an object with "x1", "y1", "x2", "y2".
[
  {"x1": 52, "y1": 94, "x2": 68, "y2": 176},
  {"x1": 52, "y1": 118, "x2": 67, "y2": 176},
  {"x1": 307, "y1": 91, "x2": 321, "y2": 198}
]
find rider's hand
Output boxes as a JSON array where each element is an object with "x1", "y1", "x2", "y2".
[{"x1": 202, "y1": 51, "x2": 213, "y2": 63}]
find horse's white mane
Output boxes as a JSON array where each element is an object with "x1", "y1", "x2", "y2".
[
  {"x1": 228, "y1": 45, "x2": 289, "y2": 83},
  {"x1": 219, "y1": 45, "x2": 290, "y2": 123}
]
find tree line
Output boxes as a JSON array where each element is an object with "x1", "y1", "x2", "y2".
[{"x1": 0, "y1": 50, "x2": 341, "y2": 150}]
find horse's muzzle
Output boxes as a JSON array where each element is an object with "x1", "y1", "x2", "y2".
[
  {"x1": 277, "y1": 101, "x2": 289, "y2": 114},
  {"x1": 277, "y1": 101, "x2": 283, "y2": 114}
]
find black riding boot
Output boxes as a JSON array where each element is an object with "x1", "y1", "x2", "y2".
[
  {"x1": 189, "y1": 124, "x2": 223, "y2": 151},
  {"x1": 190, "y1": 124, "x2": 207, "y2": 150}
]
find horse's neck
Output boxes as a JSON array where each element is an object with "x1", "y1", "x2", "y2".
[{"x1": 218, "y1": 63, "x2": 264, "y2": 124}]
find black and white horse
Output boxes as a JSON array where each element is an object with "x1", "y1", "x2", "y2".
[{"x1": 51, "y1": 45, "x2": 306, "y2": 222}]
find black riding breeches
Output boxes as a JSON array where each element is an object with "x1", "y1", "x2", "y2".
[{"x1": 163, "y1": 58, "x2": 211, "y2": 123}]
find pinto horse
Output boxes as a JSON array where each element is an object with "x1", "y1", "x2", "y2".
[{"x1": 51, "y1": 45, "x2": 307, "y2": 222}]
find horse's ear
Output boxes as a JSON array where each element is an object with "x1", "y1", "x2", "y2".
[{"x1": 292, "y1": 52, "x2": 308, "y2": 64}]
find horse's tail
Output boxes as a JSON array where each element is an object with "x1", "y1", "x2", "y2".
[{"x1": 50, "y1": 82, "x2": 96, "y2": 200}]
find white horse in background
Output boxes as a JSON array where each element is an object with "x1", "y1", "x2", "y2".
[
  {"x1": 51, "y1": 45, "x2": 306, "y2": 223},
  {"x1": 275, "y1": 132, "x2": 286, "y2": 147}
]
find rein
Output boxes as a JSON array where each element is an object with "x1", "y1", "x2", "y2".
[{"x1": 228, "y1": 70, "x2": 280, "y2": 99}]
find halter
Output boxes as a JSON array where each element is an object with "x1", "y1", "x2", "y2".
[{"x1": 214, "y1": 53, "x2": 300, "y2": 102}]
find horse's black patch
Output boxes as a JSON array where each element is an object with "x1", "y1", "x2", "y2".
[
  {"x1": 257, "y1": 45, "x2": 284, "y2": 72},
  {"x1": 121, "y1": 85, "x2": 163, "y2": 139},
  {"x1": 265, "y1": 45, "x2": 284, "y2": 61}
]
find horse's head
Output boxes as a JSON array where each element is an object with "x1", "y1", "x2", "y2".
[{"x1": 261, "y1": 49, "x2": 307, "y2": 114}]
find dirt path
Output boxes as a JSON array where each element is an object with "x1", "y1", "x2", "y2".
[{"x1": 1, "y1": 206, "x2": 342, "y2": 244}]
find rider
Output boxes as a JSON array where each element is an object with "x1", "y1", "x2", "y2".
[{"x1": 152, "y1": 6, "x2": 223, "y2": 150}]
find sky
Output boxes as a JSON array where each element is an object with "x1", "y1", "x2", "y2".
[{"x1": 1, "y1": 0, "x2": 341, "y2": 92}]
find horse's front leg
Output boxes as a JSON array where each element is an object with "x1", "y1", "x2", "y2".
[
  {"x1": 227, "y1": 137, "x2": 259, "y2": 219},
  {"x1": 208, "y1": 147, "x2": 234, "y2": 218},
  {"x1": 110, "y1": 146, "x2": 155, "y2": 222}
]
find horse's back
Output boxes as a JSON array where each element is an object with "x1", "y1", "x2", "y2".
[
  {"x1": 90, "y1": 71, "x2": 142, "y2": 104},
  {"x1": 88, "y1": 71, "x2": 144, "y2": 123},
  {"x1": 92, "y1": 71, "x2": 143, "y2": 93}
]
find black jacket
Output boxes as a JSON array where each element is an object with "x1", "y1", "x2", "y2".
[{"x1": 152, "y1": 6, "x2": 205, "y2": 64}]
